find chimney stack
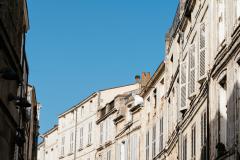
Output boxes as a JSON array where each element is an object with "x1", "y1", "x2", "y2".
[{"x1": 141, "y1": 72, "x2": 151, "y2": 88}]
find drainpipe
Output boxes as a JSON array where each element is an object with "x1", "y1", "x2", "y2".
[
  {"x1": 74, "y1": 109, "x2": 78, "y2": 160},
  {"x1": 206, "y1": 73, "x2": 211, "y2": 160}
]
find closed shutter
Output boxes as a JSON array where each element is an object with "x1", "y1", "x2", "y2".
[
  {"x1": 237, "y1": 0, "x2": 240, "y2": 19},
  {"x1": 199, "y1": 23, "x2": 206, "y2": 78},
  {"x1": 180, "y1": 61, "x2": 187, "y2": 109},
  {"x1": 218, "y1": 0, "x2": 225, "y2": 44},
  {"x1": 188, "y1": 44, "x2": 196, "y2": 96},
  {"x1": 125, "y1": 140, "x2": 128, "y2": 160}
]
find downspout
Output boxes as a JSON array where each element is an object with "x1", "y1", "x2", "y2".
[
  {"x1": 74, "y1": 108, "x2": 78, "y2": 160},
  {"x1": 206, "y1": 72, "x2": 211, "y2": 160}
]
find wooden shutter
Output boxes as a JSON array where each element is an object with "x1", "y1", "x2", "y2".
[
  {"x1": 199, "y1": 23, "x2": 206, "y2": 78},
  {"x1": 237, "y1": 0, "x2": 240, "y2": 19},
  {"x1": 189, "y1": 44, "x2": 196, "y2": 96},
  {"x1": 125, "y1": 140, "x2": 128, "y2": 160},
  {"x1": 180, "y1": 61, "x2": 187, "y2": 109},
  {"x1": 218, "y1": 0, "x2": 225, "y2": 44}
]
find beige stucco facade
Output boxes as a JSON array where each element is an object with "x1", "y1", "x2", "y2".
[{"x1": 38, "y1": 0, "x2": 240, "y2": 160}]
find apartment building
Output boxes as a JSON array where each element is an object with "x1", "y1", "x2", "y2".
[
  {"x1": 139, "y1": 63, "x2": 165, "y2": 160},
  {"x1": 38, "y1": 83, "x2": 140, "y2": 160}
]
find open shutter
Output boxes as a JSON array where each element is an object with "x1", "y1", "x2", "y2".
[
  {"x1": 199, "y1": 23, "x2": 206, "y2": 79},
  {"x1": 180, "y1": 61, "x2": 187, "y2": 110},
  {"x1": 188, "y1": 44, "x2": 196, "y2": 97}
]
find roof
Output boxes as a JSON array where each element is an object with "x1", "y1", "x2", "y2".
[
  {"x1": 58, "y1": 92, "x2": 97, "y2": 118},
  {"x1": 42, "y1": 125, "x2": 58, "y2": 137},
  {"x1": 58, "y1": 83, "x2": 138, "y2": 118}
]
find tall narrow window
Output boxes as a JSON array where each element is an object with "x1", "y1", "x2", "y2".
[
  {"x1": 70, "y1": 132, "x2": 74, "y2": 153},
  {"x1": 188, "y1": 44, "x2": 196, "y2": 96},
  {"x1": 191, "y1": 124, "x2": 196, "y2": 160},
  {"x1": 81, "y1": 106, "x2": 84, "y2": 116},
  {"x1": 152, "y1": 124, "x2": 156, "y2": 158},
  {"x1": 180, "y1": 61, "x2": 187, "y2": 109},
  {"x1": 183, "y1": 135, "x2": 187, "y2": 160},
  {"x1": 100, "y1": 123, "x2": 104, "y2": 145},
  {"x1": 79, "y1": 127, "x2": 83, "y2": 149},
  {"x1": 130, "y1": 135, "x2": 138, "y2": 160},
  {"x1": 201, "y1": 110, "x2": 207, "y2": 147},
  {"x1": 237, "y1": 0, "x2": 240, "y2": 21},
  {"x1": 146, "y1": 131, "x2": 149, "y2": 160},
  {"x1": 153, "y1": 89, "x2": 157, "y2": 108},
  {"x1": 159, "y1": 117, "x2": 164, "y2": 152},
  {"x1": 218, "y1": 76, "x2": 227, "y2": 145},
  {"x1": 61, "y1": 136, "x2": 65, "y2": 156},
  {"x1": 107, "y1": 150, "x2": 111, "y2": 160},
  {"x1": 120, "y1": 141, "x2": 127, "y2": 160},
  {"x1": 106, "y1": 119, "x2": 109, "y2": 141},
  {"x1": 199, "y1": 23, "x2": 206, "y2": 78},
  {"x1": 88, "y1": 122, "x2": 92, "y2": 145},
  {"x1": 218, "y1": 0, "x2": 225, "y2": 45}
]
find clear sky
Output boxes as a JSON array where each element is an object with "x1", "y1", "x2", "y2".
[{"x1": 26, "y1": 0, "x2": 178, "y2": 134}]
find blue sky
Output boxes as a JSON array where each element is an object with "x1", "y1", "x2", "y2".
[{"x1": 26, "y1": 0, "x2": 178, "y2": 134}]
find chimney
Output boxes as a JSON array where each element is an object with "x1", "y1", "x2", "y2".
[
  {"x1": 135, "y1": 75, "x2": 141, "y2": 83},
  {"x1": 141, "y1": 72, "x2": 151, "y2": 88}
]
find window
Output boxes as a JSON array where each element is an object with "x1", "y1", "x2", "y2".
[
  {"x1": 120, "y1": 141, "x2": 127, "y2": 160},
  {"x1": 201, "y1": 110, "x2": 207, "y2": 147},
  {"x1": 146, "y1": 131, "x2": 149, "y2": 160},
  {"x1": 188, "y1": 44, "x2": 196, "y2": 96},
  {"x1": 199, "y1": 23, "x2": 206, "y2": 78},
  {"x1": 79, "y1": 127, "x2": 83, "y2": 149},
  {"x1": 81, "y1": 106, "x2": 84, "y2": 116},
  {"x1": 180, "y1": 61, "x2": 187, "y2": 109},
  {"x1": 183, "y1": 135, "x2": 187, "y2": 160},
  {"x1": 107, "y1": 150, "x2": 111, "y2": 160},
  {"x1": 218, "y1": 75, "x2": 227, "y2": 145},
  {"x1": 159, "y1": 117, "x2": 164, "y2": 152},
  {"x1": 70, "y1": 132, "x2": 74, "y2": 153},
  {"x1": 191, "y1": 124, "x2": 196, "y2": 160},
  {"x1": 61, "y1": 136, "x2": 65, "y2": 156},
  {"x1": 131, "y1": 135, "x2": 138, "y2": 160},
  {"x1": 106, "y1": 119, "x2": 109, "y2": 141},
  {"x1": 152, "y1": 124, "x2": 156, "y2": 158},
  {"x1": 236, "y1": 0, "x2": 240, "y2": 21},
  {"x1": 88, "y1": 122, "x2": 92, "y2": 145},
  {"x1": 218, "y1": 0, "x2": 225, "y2": 44},
  {"x1": 100, "y1": 122, "x2": 104, "y2": 144},
  {"x1": 153, "y1": 89, "x2": 157, "y2": 108}
]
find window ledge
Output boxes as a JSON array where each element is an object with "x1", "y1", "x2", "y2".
[
  {"x1": 86, "y1": 143, "x2": 92, "y2": 147},
  {"x1": 67, "y1": 152, "x2": 73, "y2": 156},
  {"x1": 59, "y1": 156, "x2": 64, "y2": 159}
]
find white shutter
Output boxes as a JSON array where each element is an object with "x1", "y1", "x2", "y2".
[
  {"x1": 237, "y1": 0, "x2": 240, "y2": 19},
  {"x1": 180, "y1": 61, "x2": 187, "y2": 109},
  {"x1": 199, "y1": 23, "x2": 206, "y2": 78},
  {"x1": 188, "y1": 44, "x2": 196, "y2": 96},
  {"x1": 125, "y1": 140, "x2": 128, "y2": 160},
  {"x1": 218, "y1": 0, "x2": 225, "y2": 44}
]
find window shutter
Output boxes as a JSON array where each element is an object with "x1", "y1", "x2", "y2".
[
  {"x1": 180, "y1": 61, "x2": 187, "y2": 109},
  {"x1": 199, "y1": 23, "x2": 206, "y2": 78},
  {"x1": 218, "y1": 0, "x2": 225, "y2": 44},
  {"x1": 237, "y1": 0, "x2": 240, "y2": 19},
  {"x1": 125, "y1": 140, "x2": 128, "y2": 160},
  {"x1": 188, "y1": 44, "x2": 196, "y2": 96}
]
